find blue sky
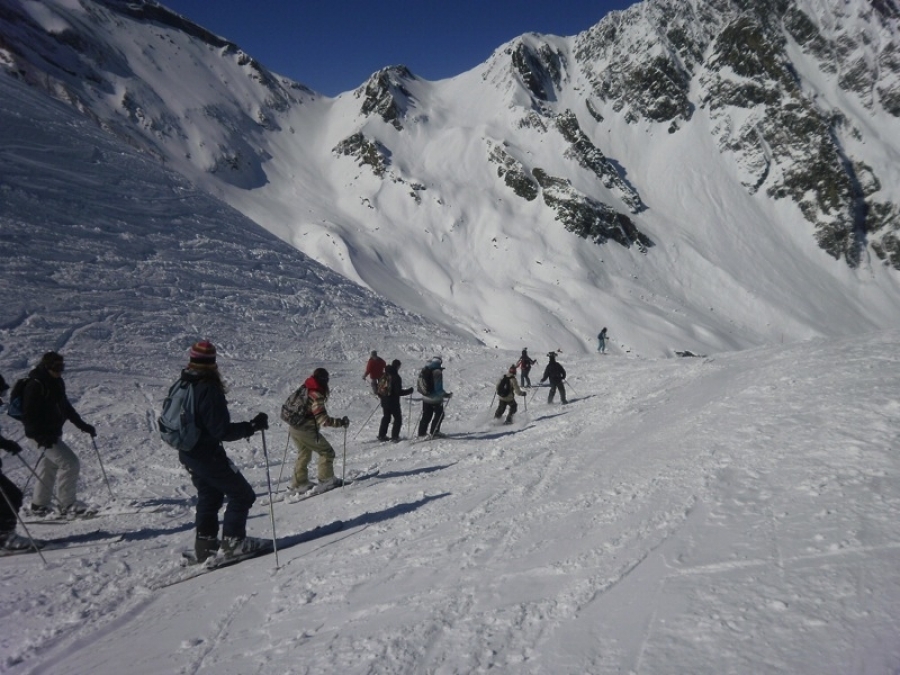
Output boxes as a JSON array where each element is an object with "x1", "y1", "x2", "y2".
[{"x1": 162, "y1": 1, "x2": 637, "y2": 96}]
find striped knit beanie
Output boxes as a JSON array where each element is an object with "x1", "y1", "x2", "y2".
[{"x1": 188, "y1": 340, "x2": 217, "y2": 370}]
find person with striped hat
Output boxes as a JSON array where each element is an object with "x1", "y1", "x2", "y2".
[{"x1": 174, "y1": 340, "x2": 269, "y2": 563}]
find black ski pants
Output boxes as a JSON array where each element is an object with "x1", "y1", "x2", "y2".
[
  {"x1": 379, "y1": 397, "x2": 403, "y2": 440},
  {"x1": 179, "y1": 445, "x2": 255, "y2": 540},
  {"x1": 0, "y1": 472, "x2": 22, "y2": 532},
  {"x1": 418, "y1": 402, "x2": 445, "y2": 437}
]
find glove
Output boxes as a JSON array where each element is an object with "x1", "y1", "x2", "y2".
[
  {"x1": 251, "y1": 412, "x2": 269, "y2": 432},
  {"x1": 341, "y1": 416, "x2": 350, "y2": 428},
  {"x1": 0, "y1": 437, "x2": 22, "y2": 454},
  {"x1": 81, "y1": 423, "x2": 97, "y2": 438},
  {"x1": 444, "y1": 392, "x2": 453, "y2": 399}
]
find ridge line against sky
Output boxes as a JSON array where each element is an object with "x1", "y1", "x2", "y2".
[{"x1": 160, "y1": 1, "x2": 637, "y2": 96}]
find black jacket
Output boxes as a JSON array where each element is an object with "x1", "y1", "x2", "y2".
[
  {"x1": 382, "y1": 365, "x2": 413, "y2": 404},
  {"x1": 180, "y1": 369, "x2": 253, "y2": 455},
  {"x1": 22, "y1": 366, "x2": 90, "y2": 446},
  {"x1": 541, "y1": 360, "x2": 567, "y2": 384}
]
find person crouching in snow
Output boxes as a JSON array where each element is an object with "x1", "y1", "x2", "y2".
[{"x1": 494, "y1": 365, "x2": 525, "y2": 425}]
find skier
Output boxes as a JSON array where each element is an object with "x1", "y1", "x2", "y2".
[
  {"x1": 516, "y1": 348, "x2": 536, "y2": 388},
  {"x1": 540, "y1": 351, "x2": 568, "y2": 405},
  {"x1": 172, "y1": 340, "x2": 269, "y2": 563},
  {"x1": 21, "y1": 352, "x2": 97, "y2": 517},
  {"x1": 597, "y1": 327, "x2": 608, "y2": 353},
  {"x1": 494, "y1": 365, "x2": 525, "y2": 425},
  {"x1": 377, "y1": 360, "x2": 414, "y2": 442},
  {"x1": 362, "y1": 350, "x2": 386, "y2": 396},
  {"x1": 288, "y1": 368, "x2": 349, "y2": 494},
  {"x1": 417, "y1": 356, "x2": 452, "y2": 437},
  {"x1": 0, "y1": 375, "x2": 32, "y2": 551}
]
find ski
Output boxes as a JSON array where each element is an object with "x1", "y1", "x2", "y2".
[
  {"x1": 262, "y1": 468, "x2": 379, "y2": 506},
  {"x1": 150, "y1": 520, "x2": 345, "y2": 590},
  {"x1": 22, "y1": 504, "x2": 165, "y2": 524},
  {"x1": 0, "y1": 533, "x2": 125, "y2": 558}
]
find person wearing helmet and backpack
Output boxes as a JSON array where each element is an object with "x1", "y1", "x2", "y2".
[
  {"x1": 377, "y1": 360, "x2": 414, "y2": 442},
  {"x1": 494, "y1": 365, "x2": 525, "y2": 425},
  {"x1": 287, "y1": 368, "x2": 349, "y2": 494}
]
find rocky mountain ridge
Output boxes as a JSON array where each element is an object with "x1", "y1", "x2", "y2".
[{"x1": 2, "y1": 0, "x2": 899, "y2": 353}]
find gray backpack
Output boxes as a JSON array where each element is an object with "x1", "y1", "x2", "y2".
[{"x1": 158, "y1": 379, "x2": 201, "y2": 451}]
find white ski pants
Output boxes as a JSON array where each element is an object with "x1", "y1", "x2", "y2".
[{"x1": 32, "y1": 438, "x2": 80, "y2": 509}]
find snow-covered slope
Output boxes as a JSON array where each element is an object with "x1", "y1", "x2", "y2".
[
  {"x1": 2, "y1": 0, "x2": 900, "y2": 356},
  {"x1": 1, "y1": 55, "x2": 900, "y2": 675}
]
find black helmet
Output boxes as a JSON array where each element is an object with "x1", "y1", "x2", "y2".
[{"x1": 312, "y1": 367, "x2": 330, "y2": 383}]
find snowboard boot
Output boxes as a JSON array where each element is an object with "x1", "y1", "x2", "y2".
[{"x1": 195, "y1": 535, "x2": 219, "y2": 563}]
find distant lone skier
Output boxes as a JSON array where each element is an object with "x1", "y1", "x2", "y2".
[
  {"x1": 597, "y1": 328, "x2": 608, "y2": 353},
  {"x1": 540, "y1": 351, "x2": 568, "y2": 405}
]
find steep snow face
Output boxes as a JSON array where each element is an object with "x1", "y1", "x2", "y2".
[{"x1": 1, "y1": 0, "x2": 900, "y2": 356}]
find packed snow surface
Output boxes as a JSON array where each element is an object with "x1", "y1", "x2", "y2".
[{"x1": 1, "y1": 59, "x2": 899, "y2": 675}]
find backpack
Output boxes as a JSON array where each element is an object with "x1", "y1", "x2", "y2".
[
  {"x1": 376, "y1": 373, "x2": 392, "y2": 398},
  {"x1": 496, "y1": 376, "x2": 512, "y2": 397},
  {"x1": 5, "y1": 377, "x2": 30, "y2": 421},
  {"x1": 416, "y1": 368, "x2": 432, "y2": 397},
  {"x1": 280, "y1": 385, "x2": 310, "y2": 428},
  {"x1": 158, "y1": 379, "x2": 201, "y2": 451}
]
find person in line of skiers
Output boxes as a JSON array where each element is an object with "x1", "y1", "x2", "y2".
[
  {"x1": 288, "y1": 367, "x2": 350, "y2": 494},
  {"x1": 417, "y1": 356, "x2": 452, "y2": 438},
  {"x1": 362, "y1": 350, "x2": 386, "y2": 397},
  {"x1": 377, "y1": 359, "x2": 414, "y2": 443},
  {"x1": 0, "y1": 374, "x2": 32, "y2": 551},
  {"x1": 597, "y1": 327, "x2": 608, "y2": 353},
  {"x1": 540, "y1": 351, "x2": 568, "y2": 405},
  {"x1": 22, "y1": 352, "x2": 97, "y2": 517},
  {"x1": 517, "y1": 348, "x2": 536, "y2": 388},
  {"x1": 494, "y1": 365, "x2": 526, "y2": 425},
  {"x1": 174, "y1": 341, "x2": 269, "y2": 563}
]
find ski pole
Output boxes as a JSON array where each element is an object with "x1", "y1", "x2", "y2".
[
  {"x1": 352, "y1": 401, "x2": 381, "y2": 441},
  {"x1": 0, "y1": 482, "x2": 47, "y2": 565},
  {"x1": 16, "y1": 451, "x2": 62, "y2": 509},
  {"x1": 91, "y1": 438, "x2": 114, "y2": 499},
  {"x1": 275, "y1": 433, "x2": 291, "y2": 493},
  {"x1": 489, "y1": 391, "x2": 496, "y2": 409},
  {"x1": 259, "y1": 430, "x2": 279, "y2": 568},
  {"x1": 341, "y1": 427, "x2": 348, "y2": 489},
  {"x1": 20, "y1": 447, "x2": 45, "y2": 493},
  {"x1": 564, "y1": 381, "x2": 577, "y2": 396}
]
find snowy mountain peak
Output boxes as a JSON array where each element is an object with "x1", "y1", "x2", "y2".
[{"x1": 2, "y1": 0, "x2": 900, "y2": 355}]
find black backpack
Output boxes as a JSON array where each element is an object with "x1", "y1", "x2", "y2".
[
  {"x1": 6, "y1": 377, "x2": 35, "y2": 421},
  {"x1": 496, "y1": 376, "x2": 512, "y2": 397}
]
